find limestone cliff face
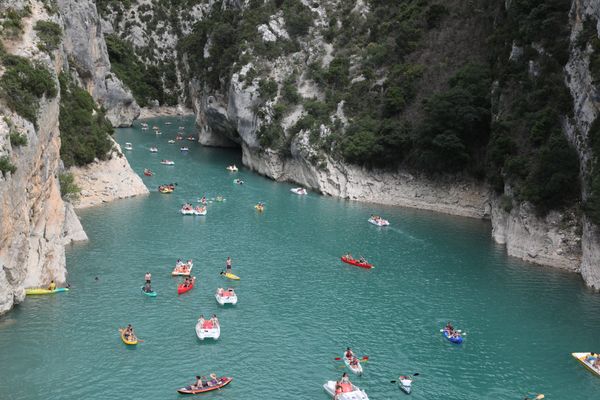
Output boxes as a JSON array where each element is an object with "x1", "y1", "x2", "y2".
[{"x1": 57, "y1": 0, "x2": 140, "y2": 127}]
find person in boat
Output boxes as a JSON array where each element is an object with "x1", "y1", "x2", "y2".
[
  {"x1": 226, "y1": 257, "x2": 232, "y2": 273},
  {"x1": 207, "y1": 373, "x2": 218, "y2": 387},
  {"x1": 48, "y1": 280, "x2": 56, "y2": 291},
  {"x1": 227, "y1": 287, "x2": 235, "y2": 294},
  {"x1": 210, "y1": 314, "x2": 219, "y2": 326},
  {"x1": 201, "y1": 196, "x2": 206, "y2": 204},
  {"x1": 345, "y1": 347, "x2": 354, "y2": 359},
  {"x1": 191, "y1": 375, "x2": 203, "y2": 390},
  {"x1": 145, "y1": 272, "x2": 151, "y2": 283},
  {"x1": 594, "y1": 356, "x2": 600, "y2": 369},
  {"x1": 349, "y1": 356, "x2": 360, "y2": 367},
  {"x1": 445, "y1": 322, "x2": 454, "y2": 333},
  {"x1": 335, "y1": 373, "x2": 352, "y2": 398},
  {"x1": 198, "y1": 315, "x2": 205, "y2": 325},
  {"x1": 124, "y1": 324, "x2": 135, "y2": 340},
  {"x1": 358, "y1": 256, "x2": 367, "y2": 263}
]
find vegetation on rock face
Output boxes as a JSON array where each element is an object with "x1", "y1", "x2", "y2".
[
  {"x1": 0, "y1": 155, "x2": 17, "y2": 177},
  {"x1": 0, "y1": 49, "x2": 57, "y2": 125},
  {"x1": 59, "y1": 73, "x2": 114, "y2": 167},
  {"x1": 58, "y1": 172, "x2": 80, "y2": 201},
  {"x1": 9, "y1": 130, "x2": 27, "y2": 147},
  {"x1": 0, "y1": 6, "x2": 31, "y2": 38},
  {"x1": 34, "y1": 20, "x2": 62, "y2": 53}
]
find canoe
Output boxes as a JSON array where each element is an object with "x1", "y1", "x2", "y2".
[
  {"x1": 25, "y1": 287, "x2": 69, "y2": 295},
  {"x1": 398, "y1": 377, "x2": 412, "y2": 394},
  {"x1": 177, "y1": 377, "x2": 232, "y2": 394},
  {"x1": 195, "y1": 319, "x2": 221, "y2": 340},
  {"x1": 323, "y1": 380, "x2": 369, "y2": 400},
  {"x1": 572, "y1": 352, "x2": 600, "y2": 378},
  {"x1": 215, "y1": 288, "x2": 238, "y2": 305},
  {"x1": 177, "y1": 277, "x2": 196, "y2": 295},
  {"x1": 343, "y1": 354, "x2": 363, "y2": 375},
  {"x1": 223, "y1": 272, "x2": 240, "y2": 280},
  {"x1": 442, "y1": 329, "x2": 463, "y2": 344},
  {"x1": 141, "y1": 287, "x2": 157, "y2": 297},
  {"x1": 341, "y1": 256, "x2": 373, "y2": 269},
  {"x1": 119, "y1": 328, "x2": 138, "y2": 345}
]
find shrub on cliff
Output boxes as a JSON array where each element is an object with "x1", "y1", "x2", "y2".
[
  {"x1": 9, "y1": 130, "x2": 27, "y2": 147},
  {"x1": 59, "y1": 73, "x2": 114, "y2": 167},
  {"x1": 34, "y1": 21, "x2": 63, "y2": 53},
  {"x1": 0, "y1": 54, "x2": 57, "y2": 125},
  {"x1": 59, "y1": 172, "x2": 80, "y2": 201},
  {"x1": 0, "y1": 156, "x2": 16, "y2": 177}
]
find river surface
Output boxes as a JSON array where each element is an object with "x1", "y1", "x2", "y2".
[{"x1": 1, "y1": 116, "x2": 600, "y2": 399}]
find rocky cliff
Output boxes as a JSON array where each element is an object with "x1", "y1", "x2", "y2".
[{"x1": 0, "y1": 0, "x2": 145, "y2": 314}]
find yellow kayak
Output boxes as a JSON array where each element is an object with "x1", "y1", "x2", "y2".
[
  {"x1": 119, "y1": 328, "x2": 138, "y2": 345},
  {"x1": 223, "y1": 272, "x2": 240, "y2": 280},
  {"x1": 572, "y1": 352, "x2": 600, "y2": 378},
  {"x1": 25, "y1": 288, "x2": 69, "y2": 295}
]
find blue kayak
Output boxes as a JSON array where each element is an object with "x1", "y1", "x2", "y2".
[
  {"x1": 141, "y1": 287, "x2": 157, "y2": 297},
  {"x1": 442, "y1": 330, "x2": 463, "y2": 344}
]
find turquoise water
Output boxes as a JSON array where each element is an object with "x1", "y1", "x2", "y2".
[{"x1": 1, "y1": 116, "x2": 600, "y2": 399}]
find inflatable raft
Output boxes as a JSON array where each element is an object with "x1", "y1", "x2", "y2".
[
  {"x1": 119, "y1": 328, "x2": 138, "y2": 345},
  {"x1": 442, "y1": 329, "x2": 463, "y2": 344}
]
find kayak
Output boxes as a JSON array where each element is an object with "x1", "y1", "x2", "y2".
[
  {"x1": 119, "y1": 328, "x2": 138, "y2": 345},
  {"x1": 442, "y1": 329, "x2": 463, "y2": 344},
  {"x1": 25, "y1": 287, "x2": 69, "y2": 295},
  {"x1": 398, "y1": 376, "x2": 412, "y2": 394},
  {"x1": 141, "y1": 287, "x2": 157, "y2": 297},
  {"x1": 341, "y1": 256, "x2": 373, "y2": 269},
  {"x1": 222, "y1": 272, "x2": 240, "y2": 280},
  {"x1": 323, "y1": 380, "x2": 369, "y2": 400},
  {"x1": 177, "y1": 377, "x2": 232, "y2": 394},
  {"x1": 343, "y1": 354, "x2": 363, "y2": 375},
  {"x1": 572, "y1": 352, "x2": 600, "y2": 378},
  {"x1": 215, "y1": 288, "x2": 238, "y2": 305},
  {"x1": 195, "y1": 319, "x2": 221, "y2": 340},
  {"x1": 177, "y1": 277, "x2": 196, "y2": 295}
]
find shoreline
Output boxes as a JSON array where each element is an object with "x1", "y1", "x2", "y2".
[{"x1": 138, "y1": 105, "x2": 194, "y2": 120}]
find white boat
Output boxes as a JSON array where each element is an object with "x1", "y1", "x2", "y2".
[
  {"x1": 152, "y1": 125, "x2": 159, "y2": 130},
  {"x1": 168, "y1": 140, "x2": 175, "y2": 144},
  {"x1": 572, "y1": 352, "x2": 600, "y2": 378},
  {"x1": 368, "y1": 217, "x2": 389, "y2": 226},
  {"x1": 141, "y1": 123, "x2": 148, "y2": 130},
  {"x1": 233, "y1": 179, "x2": 244, "y2": 184},
  {"x1": 398, "y1": 376, "x2": 412, "y2": 394},
  {"x1": 149, "y1": 147, "x2": 158, "y2": 153},
  {"x1": 124, "y1": 142, "x2": 133, "y2": 151},
  {"x1": 160, "y1": 160, "x2": 175, "y2": 165},
  {"x1": 180, "y1": 147, "x2": 189, "y2": 151},
  {"x1": 343, "y1": 355, "x2": 363, "y2": 375},
  {"x1": 290, "y1": 187, "x2": 307, "y2": 195},
  {"x1": 155, "y1": 130, "x2": 162, "y2": 135},
  {"x1": 226, "y1": 165, "x2": 238, "y2": 172},
  {"x1": 179, "y1": 126, "x2": 185, "y2": 130},
  {"x1": 172, "y1": 261, "x2": 193, "y2": 276},
  {"x1": 165, "y1": 121, "x2": 172, "y2": 125},
  {"x1": 323, "y1": 381, "x2": 368, "y2": 400},
  {"x1": 215, "y1": 288, "x2": 238, "y2": 305},
  {"x1": 180, "y1": 207, "x2": 207, "y2": 216},
  {"x1": 196, "y1": 319, "x2": 220, "y2": 340}
]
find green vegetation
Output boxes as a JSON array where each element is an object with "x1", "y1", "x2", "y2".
[
  {"x1": 9, "y1": 130, "x2": 27, "y2": 147},
  {"x1": 59, "y1": 73, "x2": 114, "y2": 167},
  {"x1": 0, "y1": 52, "x2": 57, "y2": 125},
  {"x1": 59, "y1": 172, "x2": 80, "y2": 201},
  {"x1": 34, "y1": 21, "x2": 62, "y2": 53},
  {"x1": 585, "y1": 118, "x2": 600, "y2": 224},
  {"x1": 577, "y1": 16, "x2": 600, "y2": 85},
  {"x1": 104, "y1": 35, "x2": 173, "y2": 106},
  {"x1": 0, "y1": 155, "x2": 16, "y2": 177},
  {"x1": 0, "y1": 6, "x2": 31, "y2": 38}
]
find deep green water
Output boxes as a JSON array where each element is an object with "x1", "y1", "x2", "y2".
[{"x1": 1, "y1": 116, "x2": 600, "y2": 399}]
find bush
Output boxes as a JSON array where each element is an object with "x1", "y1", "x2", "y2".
[
  {"x1": 34, "y1": 21, "x2": 62, "y2": 52},
  {"x1": 258, "y1": 79, "x2": 278, "y2": 100},
  {"x1": 59, "y1": 172, "x2": 80, "y2": 201},
  {"x1": 9, "y1": 130, "x2": 27, "y2": 147},
  {"x1": 0, "y1": 8, "x2": 30, "y2": 38},
  {"x1": 0, "y1": 55, "x2": 57, "y2": 124},
  {"x1": 281, "y1": 0, "x2": 314, "y2": 38},
  {"x1": 0, "y1": 155, "x2": 16, "y2": 177},
  {"x1": 59, "y1": 73, "x2": 114, "y2": 167}
]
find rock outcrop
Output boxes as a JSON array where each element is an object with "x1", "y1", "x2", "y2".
[
  {"x1": 57, "y1": 0, "x2": 140, "y2": 126},
  {"x1": 69, "y1": 140, "x2": 149, "y2": 209}
]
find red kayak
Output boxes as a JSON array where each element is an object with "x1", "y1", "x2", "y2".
[
  {"x1": 177, "y1": 377, "x2": 232, "y2": 394},
  {"x1": 341, "y1": 256, "x2": 374, "y2": 269},
  {"x1": 177, "y1": 277, "x2": 196, "y2": 295}
]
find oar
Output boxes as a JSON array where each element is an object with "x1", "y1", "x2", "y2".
[
  {"x1": 390, "y1": 373, "x2": 420, "y2": 383},
  {"x1": 439, "y1": 329, "x2": 467, "y2": 335},
  {"x1": 334, "y1": 356, "x2": 369, "y2": 361}
]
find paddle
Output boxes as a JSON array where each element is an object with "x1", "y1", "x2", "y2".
[
  {"x1": 439, "y1": 329, "x2": 467, "y2": 335},
  {"x1": 390, "y1": 373, "x2": 420, "y2": 383},
  {"x1": 335, "y1": 356, "x2": 369, "y2": 361}
]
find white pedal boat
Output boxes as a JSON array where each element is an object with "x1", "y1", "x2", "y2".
[
  {"x1": 226, "y1": 165, "x2": 238, "y2": 172},
  {"x1": 180, "y1": 207, "x2": 207, "y2": 216},
  {"x1": 196, "y1": 320, "x2": 220, "y2": 340},
  {"x1": 141, "y1": 123, "x2": 148, "y2": 130},
  {"x1": 149, "y1": 147, "x2": 158, "y2": 153},
  {"x1": 168, "y1": 140, "x2": 175, "y2": 144},
  {"x1": 290, "y1": 187, "x2": 307, "y2": 195},
  {"x1": 323, "y1": 381, "x2": 368, "y2": 400},
  {"x1": 368, "y1": 217, "x2": 389, "y2": 226},
  {"x1": 172, "y1": 261, "x2": 193, "y2": 276},
  {"x1": 160, "y1": 160, "x2": 175, "y2": 165},
  {"x1": 124, "y1": 142, "x2": 133, "y2": 151},
  {"x1": 398, "y1": 376, "x2": 412, "y2": 394},
  {"x1": 180, "y1": 147, "x2": 189, "y2": 151},
  {"x1": 343, "y1": 355, "x2": 363, "y2": 375},
  {"x1": 215, "y1": 288, "x2": 238, "y2": 305}
]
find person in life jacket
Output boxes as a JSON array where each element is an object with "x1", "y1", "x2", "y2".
[{"x1": 48, "y1": 280, "x2": 56, "y2": 291}]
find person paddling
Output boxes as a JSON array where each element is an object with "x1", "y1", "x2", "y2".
[
  {"x1": 145, "y1": 272, "x2": 151, "y2": 283},
  {"x1": 226, "y1": 257, "x2": 232, "y2": 273},
  {"x1": 48, "y1": 280, "x2": 56, "y2": 291},
  {"x1": 345, "y1": 347, "x2": 354, "y2": 359}
]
